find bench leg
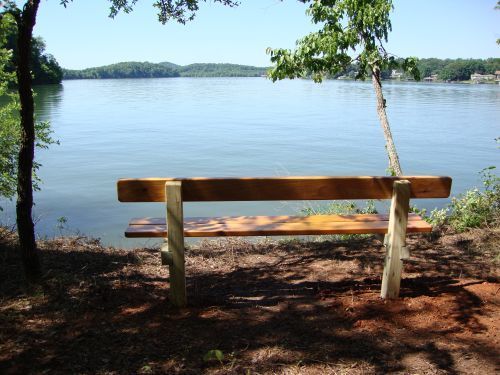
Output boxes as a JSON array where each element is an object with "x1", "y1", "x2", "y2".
[
  {"x1": 166, "y1": 181, "x2": 186, "y2": 307},
  {"x1": 381, "y1": 180, "x2": 410, "y2": 299}
]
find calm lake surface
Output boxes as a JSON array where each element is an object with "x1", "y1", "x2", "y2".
[{"x1": 1, "y1": 78, "x2": 499, "y2": 247}]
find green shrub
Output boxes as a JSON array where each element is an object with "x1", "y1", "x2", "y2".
[
  {"x1": 449, "y1": 189, "x2": 491, "y2": 231},
  {"x1": 413, "y1": 167, "x2": 499, "y2": 232},
  {"x1": 448, "y1": 167, "x2": 499, "y2": 232}
]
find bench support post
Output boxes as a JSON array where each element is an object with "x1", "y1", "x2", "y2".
[
  {"x1": 381, "y1": 180, "x2": 411, "y2": 299},
  {"x1": 166, "y1": 181, "x2": 186, "y2": 307}
]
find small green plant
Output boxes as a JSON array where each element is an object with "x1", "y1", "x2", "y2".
[
  {"x1": 363, "y1": 200, "x2": 378, "y2": 215},
  {"x1": 409, "y1": 205, "x2": 427, "y2": 217},
  {"x1": 410, "y1": 205, "x2": 448, "y2": 227},
  {"x1": 203, "y1": 349, "x2": 224, "y2": 364},
  {"x1": 427, "y1": 207, "x2": 448, "y2": 227},
  {"x1": 56, "y1": 216, "x2": 68, "y2": 235},
  {"x1": 138, "y1": 365, "x2": 153, "y2": 374}
]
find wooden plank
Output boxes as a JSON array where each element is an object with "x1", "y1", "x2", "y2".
[
  {"x1": 117, "y1": 176, "x2": 452, "y2": 202},
  {"x1": 129, "y1": 213, "x2": 424, "y2": 225},
  {"x1": 380, "y1": 180, "x2": 411, "y2": 299},
  {"x1": 166, "y1": 181, "x2": 186, "y2": 308},
  {"x1": 125, "y1": 214, "x2": 431, "y2": 238}
]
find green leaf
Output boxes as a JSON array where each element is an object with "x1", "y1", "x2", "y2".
[{"x1": 203, "y1": 349, "x2": 224, "y2": 362}]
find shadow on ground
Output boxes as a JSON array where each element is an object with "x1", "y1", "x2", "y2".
[{"x1": 0, "y1": 231, "x2": 498, "y2": 374}]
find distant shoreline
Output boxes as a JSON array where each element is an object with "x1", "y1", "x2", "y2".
[
  {"x1": 62, "y1": 58, "x2": 500, "y2": 84},
  {"x1": 62, "y1": 62, "x2": 269, "y2": 80},
  {"x1": 59, "y1": 75, "x2": 500, "y2": 86}
]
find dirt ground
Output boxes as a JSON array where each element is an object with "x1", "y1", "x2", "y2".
[{"x1": 0, "y1": 228, "x2": 499, "y2": 374}]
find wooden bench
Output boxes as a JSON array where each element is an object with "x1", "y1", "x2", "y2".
[{"x1": 117, "y1": 176, "x2": 452, "y2": 307}]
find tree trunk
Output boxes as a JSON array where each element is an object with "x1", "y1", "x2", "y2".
[
  {"x1": 371, "y1": 66, "x2": 403, "y2": 176},
  {"x1": 15, "y1": 0, "x2": 41, "y2": 283}
]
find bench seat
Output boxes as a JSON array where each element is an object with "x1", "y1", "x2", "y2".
[{"x1": 125, "y1": 213, "x2": 431, "y2": 238}]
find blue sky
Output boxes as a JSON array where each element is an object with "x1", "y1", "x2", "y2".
[{"x1": 31, "y1": 0, "x2": 500, "y2": 69}]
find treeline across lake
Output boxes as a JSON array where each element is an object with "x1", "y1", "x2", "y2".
[
  {"x1": 63, "y1": 58, "x2": 500, "y2": 82},
  {"x1": 63, "y1": 62, "x2": 268, "y2": 80},
  {"x1": 417, "y1": 58, "x2": 499, "y2": 81},
  {"x1": 343, "y1": 58, "x2": 500, "y2": 82}
]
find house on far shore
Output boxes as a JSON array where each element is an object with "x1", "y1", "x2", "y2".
[
  {"x1": 390, "y1": 69, "x2": 403, "y2": 80},
  {"x1": 495, "y1": 70, "x2": 500, "y2": 81},
  {"x1": 470, "y1": 73, "x2": 496, "y2": 83},
  {"x1": 423, "y1": 74, "x2": 438, "y2": 82}
]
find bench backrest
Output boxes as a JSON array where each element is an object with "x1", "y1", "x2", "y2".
[{"x1": 117, "y1": 176, "x2": 452, "y2": 202}]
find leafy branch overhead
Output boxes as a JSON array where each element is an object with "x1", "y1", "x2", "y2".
[
  {"x1": 59, "y1": 0, "x2": 240, "y2": 24},
  {"x1": 497, "y1": 1, "x2": 500, "y2": 45},
  {"x1": 267, "y1": 0, "x2": 419, "y2": 83},
  {"x1": 0, "y1": 13, "x2": 58, "y2": 206}
]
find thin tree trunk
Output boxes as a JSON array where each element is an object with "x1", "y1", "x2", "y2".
[
  {"x1": 371, "y1": 66, "x2": 403, "y2": 176},
  {"x1": 15, "y1": 0, "x2": 41, "y2": 283}
]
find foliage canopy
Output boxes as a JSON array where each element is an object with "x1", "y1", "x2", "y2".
[
  {"x1": 267, "y1": 0, "x2": 419, "y2": 83},
  {"x1": 0, "y1": 13, "x2": 57, "y2": 204},
  {"x1": 0, "y1": 12, "x2": 62, "y2": 84},
  {"x1": 59, "y1": 0, "x2": 239, "y2": 24}
]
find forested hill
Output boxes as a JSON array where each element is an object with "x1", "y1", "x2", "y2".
[
  {"x1": 63, "y1": 62, "x2": 180, "y2": 79},
  {"x1": 174, "y1": 63, "x2": 268, "y2": 77},
  {"x1": 63, "y1": 62, "x2": 269, "y2": 80}
]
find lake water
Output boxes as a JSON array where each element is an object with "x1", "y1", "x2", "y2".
[{"x1": 1, "y1": 78, "x2": 499, "y2": 247}]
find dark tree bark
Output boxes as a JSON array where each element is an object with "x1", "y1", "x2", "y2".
[
  {"x1": 371, "y1": 65, "x2": 403, "y2": 176},
  {"x1": 14, "y1": 0, "x2": 42, "y2": 283}
]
